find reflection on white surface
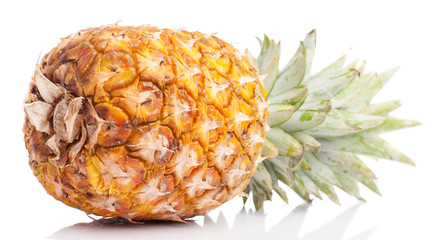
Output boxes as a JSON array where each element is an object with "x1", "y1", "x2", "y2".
[{"x1": 49, "y1": 204, "x2": 375, "y2": 240}]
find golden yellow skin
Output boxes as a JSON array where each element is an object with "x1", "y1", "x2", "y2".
[{"x1": 23, "y1": 25, "x2": 267, "y2": 221}]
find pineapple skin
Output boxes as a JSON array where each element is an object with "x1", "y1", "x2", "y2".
[{"x1": 23, "y1": 25, "x2": 268, "y2": 221}]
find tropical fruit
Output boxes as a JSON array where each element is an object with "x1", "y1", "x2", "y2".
[
  {"x1": 24, "y1": 25, "x2": 267, "y2": 221},
  {"x1": 23, "y1": 24, "x2": 418, "y2": 221}
]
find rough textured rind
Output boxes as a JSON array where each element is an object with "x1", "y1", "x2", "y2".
[{"x1": 23, "y1": 25, "x2": 267, "y2": 221}]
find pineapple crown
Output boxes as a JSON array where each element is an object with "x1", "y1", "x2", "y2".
[{"x1": 244, "y1": 30, "x2": 420, "y2": 210}]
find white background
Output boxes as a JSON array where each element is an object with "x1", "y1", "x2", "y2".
[{"x1": 1, "y1": 0, "x2": 434, "y2": 239}]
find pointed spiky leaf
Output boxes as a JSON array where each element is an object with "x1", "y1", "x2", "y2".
[
  {"x1": 316, "y1": 151, "x2": 376, "y2": 179},
  {"x1": 292, "y1": 132, "x2": 321, "y2": 152},
  {"x1": 358, "y1": 68, "x2": 399, "y2": 104},
  {"x1": 266, "y1": 128, "x2": 303, "y2": 157},
  {"x1": 359, "y1": 100, "x2": 402, "y2": 116},
  {"x1": 252, "y1": 163, "x2": 273, "y2": 200},
  {"x1": 303, "y1": 54, "x2": 347, "y2": 83},
  {"x1": 280, "y1": 110, "x2": 328, "y2": 132},
  {"x1": 319, "y1": 134, "x2": 415, "y2": 165},
  {"x1": 305, "y1": 152, "x2": 343, "y2": 188},
  {"x1": 262, "y1": 57, "x2": 279, "y2": 94},
  {"x1": 334, "y1": 68, "x2": 399, "y2": 110},
  {"x1": 330, "y1": 165, "x2": 381, "y2": 195},
  {"x1": 257, "y1": 35, "x2": 281, "y2": 72},
  {"x1": 264, "y1": 160, "x2": 288, "y2": 203},
  {"x1": 304, "y1": 110, "x2": 385, "y2": 137},
  {"x1": 268, "y1": 103, "x2": 294, "y2": 126},
  {"x1": 250, "y1": 181, "x2": 267, "y2": 210},
  {"x1": 303, "y1": 168, "x2": 340, "y2": 204},
  {"x1": 363, "y1": 116, "x2": 421, "y2": 134},
  {"x1": 335, "y1": 172, "x2": 364, "y2": 201},
  {"x1": 261, "y1": 138, "x2": 279, "y2": 159},
  {"x1": 299, "y1": 99, "x2": 332, "y2": 112},
  {"x1": 332, "y1": 72, "x2": 376, "y2": 109},
  {"x1": 269, "y1": 157, "x2": 292, "y2": 186},
  {"x1": 305, "y1": 66, "x2": 360, "y2": 101},
  {"x1": 297, "y1": 171, "x2": 321, "y2": 199},
  {"x1": 268, "y1": 85, "x2": 308, "y2": 111},
  {"x1": 303, "y1": 29, "x2": 316, "y2": 76},
  {"x1": 269, "y1": 42, "x2": 307, "y2": 96}
]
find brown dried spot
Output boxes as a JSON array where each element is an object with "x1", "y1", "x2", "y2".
[
  {"x1": 58, "y1": 41, "x2": 98, "y2": 79},
  {"x1": 24, "y1": 101, "x2": 53, "y2": 134},
  {"x1": 35, "y1": 67, "x2": 63, "y2": 104},
  {"x1": 53, "y1": 63, "x2": 83, "y2": 95},
  {"x1": 83, "y1": 101, "x2": 105, "y2": 150},
  {"x1": 95, "y1": 103, "x2": 132, "y2": 147}
]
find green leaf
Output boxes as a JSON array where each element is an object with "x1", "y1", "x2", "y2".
[
  {"x1": 266, "y1": 128, "x2": 303, "y2": 157},
  {"x1": 330, "y1": 165, "x2": 381, "y2": 195},
  {"x1": 252, "y1": 163, "x2": 273, "y2": 200},
  {"x1": 333, "y1": 72, "x2": 376, "y2": 109},
  {"x1": 303, "y1": 110, "x2": 385, "y2": 137},
  {"x1": 334, "y1": 68, "x2": 399, "y2": 110},
  {"x1": 268, "y1": 103, "x2": 294, "y2": 127},
  {"x1": 268, "y1": 85, "x2": 308, "y2": 110},
  {"x1": 280, "y1": 110, "x2": 328, "y2": 132},
  {"x1": 303, "y1": 54, "x2": 347, "y2": 83},
  {"x1": 335, "y1": 172, "x2": 364, "y2": 201},
  {"x1": 257, "y1": 35, "x2": 281, "y2": 72},
  {"x1": 261, "y1": 138, "x2": 279, "y2": 159},
  {"x1": 303, "y1": 168, "x2": 340, "y2": 204},
  {"x1": 303, "y1": 29, "x2": 316, "y2": 77},
  {"x1": 316, "y1": 151, "x2": 376, "y2": 179},
  {"x1": 360, "y1": 68, "x2": 399, "y2": 104},
  {"x1": 363, "y1": 116, "x2": 421, "y2": 134},
  {"x1": 269, "y1": 156, "x2": 290, "y2": 173},
  {"x1": 305, "y1": 67, "x2": 360, "y2": 101},
  {"x1": 359, "y1": 100, "x2": 401, "y2": 116},
  {"x1": 262, "y1": 57, "x2": 279, "y2": 95},
  {"x1": 318, "y1": 134, "x2": 415, "y2": 165},
  {"x1": 304, "y1": 152, "x2": 343, "y2": 188},
  {"x1": 291, "y1": 172, "x2": 310, "y2": 201},
  {"x1": 270, "y1": 158, "x2": 293, "y2": 186},
  {"x1": 299, "y1": 100, "x2": 332, "y2": 112},
  {"x1": 264, "y1": 160, "x2": 288, "y2": 203},
  {"x1": 297, "y1": 171, "x2": 322, "y2": 199},
  {"x1": 292, "y1": 132, "x2": 321, "y2": 152},
  {"x1": 250, "y1": 181, "x2": 267, "y2": 210},
  {"x1": 269, "y1": 42, "x2": 307, "y2": 96}
]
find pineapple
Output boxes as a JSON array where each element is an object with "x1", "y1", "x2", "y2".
[{"x1": 23, "y1": 25, "x2": 418, "y2": 222}]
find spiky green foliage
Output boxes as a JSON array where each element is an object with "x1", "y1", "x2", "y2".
[{"x1": 244, "y1": 30, "x2": 420, "y2": 210}]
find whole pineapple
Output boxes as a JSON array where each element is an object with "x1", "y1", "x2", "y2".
[
  {"x1": 24, "y1": 25, "x2": 418, "y2": 221},
  {"x1": 24, "y1": 25, "x2": 267, "y2": 221}
]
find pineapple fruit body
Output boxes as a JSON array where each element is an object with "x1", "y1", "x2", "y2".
[{"x1": 24, "y1": 25, "x2": 268, "y2": 221}]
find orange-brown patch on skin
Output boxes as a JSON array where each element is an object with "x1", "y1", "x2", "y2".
[
  {"x1": 95, "y1": 103, "x2": 132, "y2": 147},
  {"x1": 100, "y1": 51, "x2": 137, "y2": 93},
  {"x1": 161, "y1": 86, "x2": 197, "y2": 137}
]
